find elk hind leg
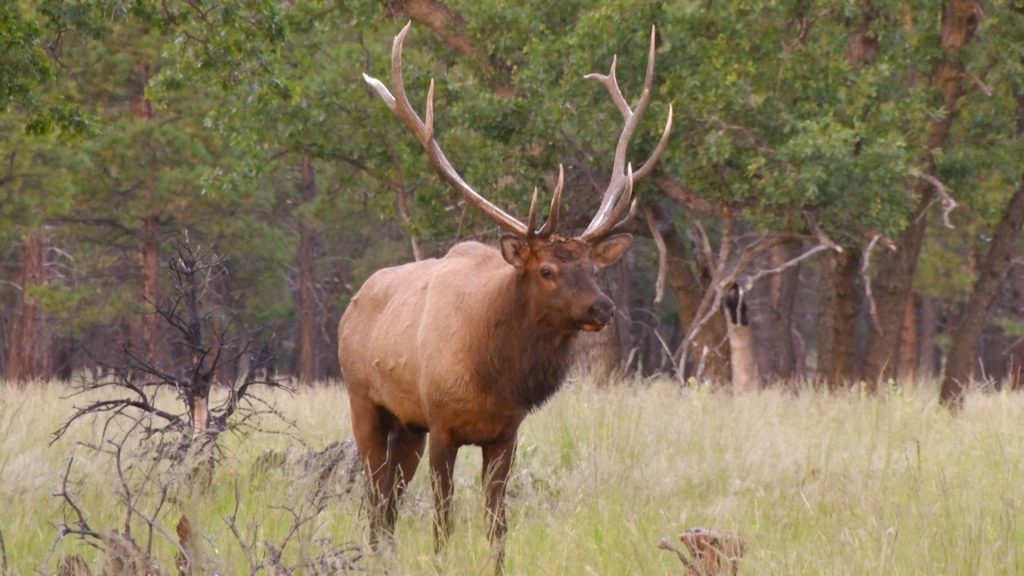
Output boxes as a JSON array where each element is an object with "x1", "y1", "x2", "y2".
[
  {"x1": 350, "y1": 397, "x2": 399, "y2": 548},
  {"x1": 384, "y1": 426, "x2": 426, "y2": 531}
]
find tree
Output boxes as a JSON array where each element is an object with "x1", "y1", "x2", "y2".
[{"x1": 940, "y1": 4, "x2": 1024, "y2": 407}]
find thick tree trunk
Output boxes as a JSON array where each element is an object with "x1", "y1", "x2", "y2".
[
  {"x1": 918, "y1": 295, "x2": 940, "y2": 379},
  {"x1": 897, "y1": 295, "x2": 918, "y2": 383},
  {"x1": 769, "y1": 243, "x2": 800, "y2": 380},
  {"x1": 131, "y1": 59, "x2": 164, "y2": 367},
  {"x1": 941, "y1": 184, "x2": 1024, "y2": 408},
  {"x1": 5, "y1": 230, "x2": 53, "y2": 383},
  {"x1": 646, "y1": 206, "x2": 730, "y2": 383},
  {"x1": 863, "y1": 0, "x2": 981, "y2": 386},
  {"x1": 817, "y1": 248, "x2": 860, "y2": 387},
  {"x1": 296, "y1": 156, "x2": 320, "y2": 384}
]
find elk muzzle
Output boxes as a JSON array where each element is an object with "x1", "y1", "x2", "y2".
[{"x1": 578, "y1": 295, "x2": 615, "y2": 332}]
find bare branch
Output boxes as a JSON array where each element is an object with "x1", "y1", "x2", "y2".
[
  {"x1": 862, "y1": 234, "x2": 883, "y2": 333},
  {"x1": 920, "y1": 173, "x2": 958, "y2": 228},
  {"x1": 643, "y1": 206, "x2": 668, "y2": 309}
]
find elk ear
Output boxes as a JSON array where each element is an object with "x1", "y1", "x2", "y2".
[
  {"x1": 500, "y1": 235, "x2": 531, "y2": 268},
  {"x1": 591, "y1": 234, "x2": 633, "y2": 268}
]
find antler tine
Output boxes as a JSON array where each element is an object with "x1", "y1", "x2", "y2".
[
  {"x1": 363, "y1": 22, "x2": 529, "y2": 238},
  {"x1": 537, "y1": 164, "x2": 564, "y2": 238},
  {"x1": 608, "y1": 171, "x2": 639, "y2": 236},
  {"x1": 526, "y1": 187, "x2": 540, "y2": 236},
  {"x1": 584, "y1": 56, "x2": 631, "y2": 121},
  {"x1": 580, "y1": 26, "x2": 671, "y2": 242},
  {"x1": 632, "y1": 103, "x2": 673, "y2": 181}
]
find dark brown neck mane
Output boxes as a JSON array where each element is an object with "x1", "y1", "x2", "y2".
[{"x1": 475, "y1": 269, "x2": 578, "y2": 411}]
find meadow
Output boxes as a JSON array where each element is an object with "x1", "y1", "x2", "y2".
[{"x1": 2, "y1": 377, "x2": 1024, "y2": 575}]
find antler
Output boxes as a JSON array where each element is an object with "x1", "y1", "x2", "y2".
[
  {"x1": 365, "y1": 22, "x2": 567, "y2": 239},
  {"x1": 579, "y1": 26, "x2": 674, "y2": 242}
]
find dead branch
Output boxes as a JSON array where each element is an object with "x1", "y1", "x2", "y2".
[
  {"x1": 644, "y1": 206, "x2": 669, "y2": 308},
  {"x1": 741, "y1": 243, "x2": 832, "y2": 289},
  {"x1": 674, "y1": 223, "x2": 834, "y2": 384},
  {"x1": 920, "y1": 173, "x2": 958, "y2": 228},
  {"x1": 660, "y1": 528, "x2": 746, "y2": 576},
  {"x1": 861, "y1": 234, "x2": 883, "y2": 334}
]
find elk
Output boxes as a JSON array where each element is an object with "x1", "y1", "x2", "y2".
[{"x1": 339, "y1": 22, "x2": 671, "y2": 566}]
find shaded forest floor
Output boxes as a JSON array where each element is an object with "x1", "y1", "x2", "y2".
[{"x1": 2, "y1": 377, "x2": 1023, "y2": 575}]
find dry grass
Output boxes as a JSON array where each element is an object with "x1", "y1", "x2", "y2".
[{"x1": 3, "y1": 377, "x2": 1024, "y2": 574}]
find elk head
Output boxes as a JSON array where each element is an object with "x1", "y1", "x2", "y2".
[{"x1": 363, "y1": 23, "x2": 673, "y2": 333}]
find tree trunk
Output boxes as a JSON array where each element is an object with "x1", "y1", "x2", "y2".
[
  {"x1": 646, "y1": 205, "x2": 730, "y2": 383},
  {"x1": 139, "y1": 214, "x2": 162, "y2": 365},
  {"x1": 5, "y1": 230, "x2": 53, "y2": 383},
  {"x1": 296, "y1": 156, "x2": 320, "y2": 384},
  {"x1": 769, "y1": 243, "x2": 800, "y2": 380},
  {"x1": 897, "y1": 294, "x2": 918, "y2": 383},
  {"x1": 941, "y1": 184, "x2": 1024, "y2": 408},
  {"x1": 863, "y1": 0, "x2": 981, "y2": 386},
  {"x1": 727, "y1": 296, "x2": 758, "y2": 392},
  {"x1": 817, "y1": 248, "x2": 860, "y2": 387},
  {"x1": 918, "y1": 295, "x2": 940, "y2": 379}
]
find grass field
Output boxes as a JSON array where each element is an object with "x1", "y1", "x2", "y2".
[{"x1": 2, "y1": 377, "x2": 1024, "y2": 575}]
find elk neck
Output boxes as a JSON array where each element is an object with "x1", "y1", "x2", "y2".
[{"x1": 473, "y1": 266, "x2": 578, "y2": 412}]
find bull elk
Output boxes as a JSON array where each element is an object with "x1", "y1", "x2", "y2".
[{"x1": 339, "y1": 22, "x2": 672, "y2": 567}]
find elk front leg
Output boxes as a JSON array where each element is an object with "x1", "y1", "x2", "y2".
[
  {"x1": 482, "y1": 434, "x2": 517, "y2": 570},
  {"x1": 385, "y1": 426, "x2": 426, "y2": 531},
  {"x1": 429, "y1": 431, "x2": 459, "y2": 552}
]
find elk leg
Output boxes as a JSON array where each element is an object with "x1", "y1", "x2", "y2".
[
  {"x1": 482, "y1": 435, "x2": 517, "y2": 570},
  {"x1": 384, "y1": 427, "x2": 426, "y2": 531},
  {"x1": 428, "y1": 431, "x2": 458, "y2": 553},
  {"x1": 349, "y1": 397, "x2": 397, "y2": 548}
]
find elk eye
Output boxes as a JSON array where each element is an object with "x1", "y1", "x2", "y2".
[{"x1": 539, "y1": 266, "x2": 555, "y2": 279}]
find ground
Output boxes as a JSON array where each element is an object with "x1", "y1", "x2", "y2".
[{"x1": 2, "y1": 377, "x2": 1023, "y2": 574}]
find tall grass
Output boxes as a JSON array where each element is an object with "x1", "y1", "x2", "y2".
[{"x1": 2, "y1": 378, "x2": 1023, "y2": 575}]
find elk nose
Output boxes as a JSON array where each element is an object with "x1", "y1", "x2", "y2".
[{"x1": 588, "y1": 297, "x2": 615, "y2": 325}]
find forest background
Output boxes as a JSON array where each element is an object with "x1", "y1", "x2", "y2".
[{"x1": 3, "y1": 0, "x2": 1024, "y2": 407}]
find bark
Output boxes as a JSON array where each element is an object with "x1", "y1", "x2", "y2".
[
  {"x1": 296, "y1": 156, "x2": 321, "y2": 384},
  {"x1": 769, "y1": 243, "x2": 800, "y2": 380},
  {"x1": 817, "y1": 248, "x2": 859, "y2": 387},
  {"x1": 646, "y1": 205, "x2": 730, "y2": 383},
  {"x1": 139, "y1": 214, "x2": 162, "y2": 365},
  {"x1": 132, "y1": 59, "x2": 163, "y2": 367},
  {"x1": 941, "y1": 184, "x2": 1024, "y2": 408},
  {"x1": 863, "y1": 0, "x2": 982, "y2": 386},
  {"x1": 5, "y1": 230, "x2": 53, "y2": 383},
  {"x1": 897, "y1": 295, "x2": 918, "y2": 383},
  {"x1": 918, "y1": 295, "x2": 940, "y2": 379}
]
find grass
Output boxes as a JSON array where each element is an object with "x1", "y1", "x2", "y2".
[{"x1": 3, "y1": 377, "x2": 1024, "y2": 574}]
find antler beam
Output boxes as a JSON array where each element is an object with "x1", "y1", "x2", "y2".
[
  {"x1": 580, "y1": 26, "x2": 674, "y2": 242},
  {"x1": 363, "y1": 22, "x2": 531, "y2": 237}
]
